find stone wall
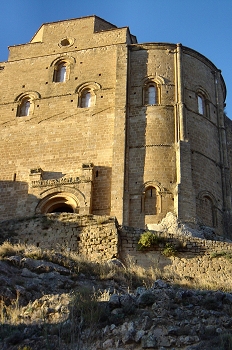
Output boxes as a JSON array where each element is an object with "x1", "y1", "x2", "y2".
[
  {"x1": 0, "y1": 16, "x2": 134, "y2": 222},
  {"x1": 0, "y1": 214, "x2": 118, "y2": 262},
  {"x1": 1, "y1": 214, "x2": 232, "y2": 288},
  {"x1": 119, "y1": 226, "x2": 232, "y2": 289}
]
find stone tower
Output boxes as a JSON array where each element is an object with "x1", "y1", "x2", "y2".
[{"x1": 0, "y1": 16, "x2": 231, "y2": 236}]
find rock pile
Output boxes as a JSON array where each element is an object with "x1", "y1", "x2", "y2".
[
  {"x1": 147, "y1": 212, "x2": 230, "y2": 241},
  {"x1": 1, "y1": 253, "x2": 232, "y2": 349},
  {"x1": 100, "y1": 279, "x2": 232, "y2": 349}
]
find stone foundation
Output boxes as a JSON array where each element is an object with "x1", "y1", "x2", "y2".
[{"x1": 1, "y1": 214, "x2": 232, "y2": 288}]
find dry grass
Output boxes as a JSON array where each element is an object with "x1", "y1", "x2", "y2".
[
  {"x1": 0, "y1": 291, "x2": 21, "y2": 325},
  {"x1": 0, "y1": 241, "x2": 25, "y2": 258},
  {"x1": 1, "y1": 242, "x2": 232, "y2": 293},
  {"x1": 2, "y1": 241, "x2": 232, "y2": 349}
]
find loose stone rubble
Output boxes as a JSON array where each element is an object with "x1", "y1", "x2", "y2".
[{"x1": 1, "y1": 253, "x2": 232, "y2": 349}]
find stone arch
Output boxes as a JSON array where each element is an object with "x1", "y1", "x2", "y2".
[
  {"x1": 140, "y1": 181, "x2": 165, "y2": 215},
  {"x1": 195, "y1": 86, "x2": 210, "y2": 101},
  {"x1": 76, "y1": 82, "x2": 101, "y2": 108},
  {"x1": 15, "y1": 91, "x2": 41, "y2": 102},
  {"x1": 143, "y1": 75, "x2": 166, "y2": 85},
  {"x1": 197, "y1": 190, "x2": 217, "y2": 227},
  {"x1": 35, "y1": 186, "x2": 87, "y2": 214},
  {"x1": 51, "y1": 56, "x2": 76, "y2": 83},
  {"x1": 142, "y1": 76, "x2": 164, "y2": 105},
  {"x1": 140, "y1": 180, "x2": 165, "y2": 193},
  {"x1": 50, "y1": 55, "x2": 76, "y2": 67},
  {"x1": 196, "y1": 86, "x2": 210, "y2": 118},
  {"x1": 15, "y1": 91, "x2": 41, "y2": 117}
]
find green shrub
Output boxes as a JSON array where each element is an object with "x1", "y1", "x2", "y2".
[
  {"x1": 162, "y1": 243, "x2": 176, "y2": 257},
  {"x1": 211, "y1": 251, "x2": 232, "y2": 263},
  {"x1": 137, "y1": 231, "x2": 161, "y2": 250}
]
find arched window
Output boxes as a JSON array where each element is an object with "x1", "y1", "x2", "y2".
[
  {"x1": 53, "y1": 62, "x2": 68, "y2": 82},
  {"x1": 144, "y1": 187, "x2": 157, "y2": 215},
  {"x1": 20, "y1": 99, "x2": 31, "y2": 116},
  {"x1": 200, "y1": 196, "x2": 214, "y2": 227},
  {"x1": 79, "y1": 89, "x2": 96, "y2": 108},
  {"x1": 17, "y1": 97, "x2": 33, "y2": 117},
  {"x1": 76, "y1": 82, "x2": 100, "y2": 109},
  {"x1": 197, "y1": 90, "x2": 209, "y2": 118},
  {"x1": 148, "y1": 86, "x2": 156, "y2": 105},
  {"x1": 15, "y1": 91, "x2": 40, "y2": 118},
  {"x1": 144, "y1": 83, "x2": 160, "y2": 105},
  {"x1": 197, "y1": 94, "x2": 204, "y2": 115},
  {"x1": 197, "y1": 191, "x2": 217, "y2": 227},
  {"x1": 81, "y1": 90, "x2": 92, "y2": 108}
]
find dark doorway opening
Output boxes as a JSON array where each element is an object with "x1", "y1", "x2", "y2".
[{"x1": 47, "y1": 203, "x2": 74, "y2": 213}]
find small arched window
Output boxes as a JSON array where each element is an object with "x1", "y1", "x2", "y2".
[
  {"x1": 53, "y1": 62, "x2": 69, "y2": 82},
  {"x1": 199, "y1": 195, "x2": 215, "y2": 227},
  {"x1": 76, "y1": 82, "x2": 100, "y2": 109},
  {"x1": 197, "y1": 90, "x2": 209, "y2": 118},
  {"x1": 15, "y1": 91, "x2": 40, "y2": 118},
  {"x1": 80, "y1": 89, "x2": 96, "y2": 108},
  {"x1": 17, "y1": 98, "x2": 33, "y2": 117},
  {"x1": 20, "y1": 99, "x2": 31, "y2": 116},
  {"x1": 148, "y1": 86, "x2": 156, "y2": 105},
  {"x1": 197, "y1": 191, "x2": 217, "y2": 228},
  {"x1": 144, "y1": 83, "x2": 159, "y2": 105},
  {"x1": 144, "y1": 187, "x2": 157, "y2": 215},
  {"x1": 197, "y1": 94, "x2": 204, "y2": 115}
]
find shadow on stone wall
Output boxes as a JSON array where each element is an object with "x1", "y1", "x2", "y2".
[
  {"x1": 42, "y1": 171, "x2": 66, "y2": 179},
  {"x1": 0, "y1": 180, "x2": 39, "y2": 221},
  {"x1": 92, "y1": 166, "x2": 112, "y2": 215}
]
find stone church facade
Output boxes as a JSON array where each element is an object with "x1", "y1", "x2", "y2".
[{"x1": 0, "y1": 15, "x2": 232, "y2": 236}]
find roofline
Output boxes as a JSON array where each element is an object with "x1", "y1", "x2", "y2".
[{"x1": 30, "y1": 15, "x2": 117, "y2": 42}]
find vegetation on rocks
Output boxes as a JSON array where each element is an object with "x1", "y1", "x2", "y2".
[
  {"x1": 137, "y1": 231, "x2": 162, "y2": 250},
  {"x1": 211, "y1": 250, "x2": 232, "y2": 263}
]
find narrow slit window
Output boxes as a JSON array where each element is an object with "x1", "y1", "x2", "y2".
[
  {"x1": 144, "y1": 83, "x2": 159, "y2": 105},
  {"x1": 198, "y1": 94, "x2": 204, "y2": 115}
]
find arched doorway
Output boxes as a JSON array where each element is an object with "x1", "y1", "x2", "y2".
[
  {"x1": 46, "y1": 202, "x2": 74, "y2": 213},
  {"x1": 36, "y1": 192, "x2": 79, "y2": 214}
]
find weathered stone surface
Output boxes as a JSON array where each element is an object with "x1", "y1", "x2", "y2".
[
  {"x1": 137, "y1": 291, "x2": 156, "y2": 306},
  {"x1": 109, "y1": 294, "x2": 121, "y2": 308},
  {"x1": 141, "y1": 334, "x2": 158, "y2": 348},
  {"x1": 0, "y1": 15, "x2": 231, "y2": 240}
]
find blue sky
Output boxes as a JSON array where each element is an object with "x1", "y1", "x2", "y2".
[{"x1": 0, "y1": 0, "x2": 231, "y2": 117}]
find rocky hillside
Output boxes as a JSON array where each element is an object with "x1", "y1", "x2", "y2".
[{"x1": 1, "y1": 242, "x2": 232, "y2": 350}]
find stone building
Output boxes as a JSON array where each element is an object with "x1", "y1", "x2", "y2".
[{"x1": 0, "y1": 15, "x2": 231, "y2": 236}]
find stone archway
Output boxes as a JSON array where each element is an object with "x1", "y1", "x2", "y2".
[{"x1": 36, "y1": 191, "x2": 81, "y2": 214}]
